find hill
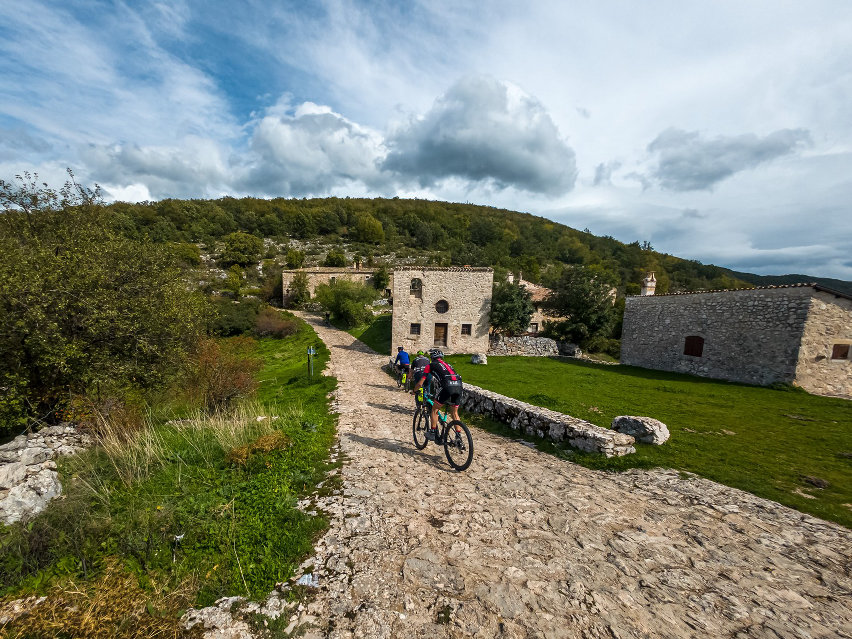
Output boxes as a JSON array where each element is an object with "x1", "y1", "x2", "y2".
[
  {"x1": 105, "y1": 196, "x2": 803, "y2": 294},
  {"x1": 727, "y1": 271, "x2": 852, "y2": 297}
]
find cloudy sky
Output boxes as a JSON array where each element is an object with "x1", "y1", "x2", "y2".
[{"x1": 2, "y1": 1, "x2": 851, "y2": 279}]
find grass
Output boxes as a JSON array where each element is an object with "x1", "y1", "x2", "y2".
[
  {"x1": 445, "y1": 354, "x2": 852, "y2": 528},
  {"x1": 343, "y1": 313, "x2": 391, "y2": 355},
  {"x1": 0, "y1": 313, "x2": 338, "y2": 635}
]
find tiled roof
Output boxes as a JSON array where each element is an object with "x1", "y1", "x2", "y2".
[
  {"x1": 629, "y1": 282, "x2": 852, "y2": 302},
  {"x1": 392, "y1": 266, "x2": 493, "y2": 272}
]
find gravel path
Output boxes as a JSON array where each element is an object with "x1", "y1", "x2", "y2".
[{"x1": 292, "y1": 312, "x2": 852, "y2": 639}]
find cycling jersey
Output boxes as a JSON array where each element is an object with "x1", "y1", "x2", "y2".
[
  {"x1": 394, "y1": 351, "x2": 410, "y2": 366},
  {"x1": 423, "y1": 359, "x2": 462, "y2": 405},
  {"x1": 410, "y1": 355, "x2": 430, "y2": 386}
]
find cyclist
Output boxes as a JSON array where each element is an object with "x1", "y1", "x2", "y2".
[
  {"x1": 412, "y1": 349, "x2": 463, "y2": 435},
  {"x1": 393, "y1": 346, "x2": 411, "y2": 385},
  {"x1": 409, "y1": 350, "x2": 430, "y2": 403}
]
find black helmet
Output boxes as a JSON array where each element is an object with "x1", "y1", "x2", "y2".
[
  {"x1": 397, "y1": 346, "x2": 403, "y2": 351},
  {"x1": 429, "y1": 348, "x2": 444, "y2": 360}
]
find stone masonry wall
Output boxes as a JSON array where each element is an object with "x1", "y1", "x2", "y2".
[
  {"x1": 282, "y1": 267, "x2": 386, "y2": 301},
  {"x1": 621, "y1": 287, "x2": 813, "y2": 386},
  {"x1": 488, "y1": 335, "x2": 559, "y2": 357},
  {"x1": 392, "y1": 267, "x2": 492, "y2": 355},
  {"x1": 795, "y1": 290, "x2": 852, "y2": 398},
  {"x1": 460, "y1": 384, "x2": 635, "y2": 457}
]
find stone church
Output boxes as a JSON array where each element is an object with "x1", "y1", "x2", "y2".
[
  {"x1": 620, "y1": 278, "x2": 852, "y2": 399},
  {"x1": 391, "y1": 267, "x2": 493, "y2": 354}
]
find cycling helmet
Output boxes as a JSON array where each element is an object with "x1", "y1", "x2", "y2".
[
  {"x1": 416, "y1": 350, "x2": 426, "y2": 357},
  {"x1": 397, "y1": 346, "x2": 404, "y2": 351},
  {"x1": 429, "y1": 348, "x2": 444, "y2": 360}
]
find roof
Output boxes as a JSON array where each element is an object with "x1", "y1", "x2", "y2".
[
  {"x1": 393, "y1": 266, "x2": 493, "y2": 272},
  {"x1": 518, "y1": 278, "x2": 550, "y2": 303},
  {"x1": 282, "y1": 267, "x2": 378, "y2": 274},
  {"x1": 628, "y1": 282, "x2": 852, "y2": 303}
]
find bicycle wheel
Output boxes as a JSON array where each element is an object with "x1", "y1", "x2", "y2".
[
  {"x1": 412, "y1": 405, "x2": 429, "y2": 450},
  {"x1": 443, "y1": 420, "x2": 473, "y2": 471},
  {"x1": 396, "y1": 371, "x2": 402, "y2": 388}
]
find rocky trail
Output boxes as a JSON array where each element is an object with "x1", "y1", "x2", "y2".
[{"x1": 286, "y1": 313, "x2": 851, "y2": 639}]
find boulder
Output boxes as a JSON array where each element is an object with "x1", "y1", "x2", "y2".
[
  {"x1": 471, "y1": 353, "x2": 488, "y2": 365},
  {"x1": 611, "y1": 416, "x2": 670, "y2": 445}
]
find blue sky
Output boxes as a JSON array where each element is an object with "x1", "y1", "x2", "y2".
[{"x1": 2, "y1": 0, "x2": 851, "y2": 279}]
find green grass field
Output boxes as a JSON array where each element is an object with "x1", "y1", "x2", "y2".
[
  {"x1": 444, "y1": 355, "x2": 852, "y2": 528},
  {"x1": 345, "y1": 313, "x2": 391, "y2": 355},
  {"x1": 0, "y1": 312, "x2": 338, "y2": 632}
]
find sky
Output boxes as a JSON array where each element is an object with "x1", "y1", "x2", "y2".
[{"x1": 1, "y1": 1, "x2": 851, "y2": 280}]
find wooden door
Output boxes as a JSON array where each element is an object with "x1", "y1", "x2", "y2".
[{"x1": 434, "y1": 323, "x2": 448, "y2": 346}]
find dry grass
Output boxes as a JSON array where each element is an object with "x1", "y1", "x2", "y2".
[
  {"x1": 226, "y1": 431, "x2": 291, "y2": 466},
  {"x1": 0, "y1": 558, "x2": 200, "y2": 639}
]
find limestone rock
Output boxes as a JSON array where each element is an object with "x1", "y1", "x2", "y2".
[
  {"x1": 611, "y1": 415, "x2": 670, "y2": 444},
  {"x1": 0, "y1": 462, "x2": 27, "y2": 489},
  {"x1": 471, "y1": 353, "x2": 488, "y2": 365},
  {"x1": 0, "y1": 470, "x2": 62, "y2": 524}
]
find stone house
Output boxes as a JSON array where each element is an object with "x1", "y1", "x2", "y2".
[
  {"x1": 509, "y1": 274, "x2": 555, "y2": 334},
  {"x1": 282, "y1": 266, "x2": 392, "y2": 303},
  {"x1": 620, "y1": 283, "x2": 852, "y2": 399},
  {"x1": 392, "y1": 267, "x2": 493, "y2": 354}
]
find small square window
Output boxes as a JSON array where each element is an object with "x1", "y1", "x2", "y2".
[
  {"x1": 410, "y1": 323, "x2": 421, "y2": 335},
  {"x1": 529, "y1": 322, "x2": 539, "y2": 333},
  {"x1": 684, "y1": 335, "x2": 704, "y2": 357},
  {"x1": 329, "y1": 276, "x2": 336, "y2": 284},
  {"x1": 461, "y1": 323, "x2": 472, "y2": 336},
  {"x1": 831, "y1": 343, "x2": 850, "y2": 360}
]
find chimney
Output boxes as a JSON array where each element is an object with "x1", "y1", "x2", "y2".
[
  {"x1": 507, "y1": 272, "x2": 514, "y2": 284},
  {"x1": 641, "y1": 272, "x2": 657, "y2": 296}
]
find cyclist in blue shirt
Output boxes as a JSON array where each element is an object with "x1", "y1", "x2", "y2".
[{"x1": 393, "y1": 346, "x2": 411, "y2": 384}]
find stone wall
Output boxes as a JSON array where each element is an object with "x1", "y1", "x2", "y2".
[
  {"x1": 282, "y1": 267, "x2": 391, "y2": 302},
  {"x1": 391, "y1": 267, "x2": 493, "y2": 355},
  {"x1": 795, "y1": 290, "x2": 852, "y2": 398},
  {"x1": 488, "y1": 335, "x2": 559, "y2": 357},
  {"x1": 621, "y1": 287, "x2": 814, "y2": 387},
  {"x1": 460, "y1": 384, "x2": 635, "y2": 457}
]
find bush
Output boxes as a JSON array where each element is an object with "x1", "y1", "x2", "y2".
[
  {"x1": 254, "y1": 308, "x2": 299, "y2": 338},
  {"x1": 209, "y1": 296, "x2": 262, "y2": 336},
  {"x1": 186, "y1": 337, "x2": 262, "y2": 413},
  {"x1": 323, "y1": 248, "x2": 347, "y2": 267},
  {"x1": 314, "y1": 280, "x2": 378, "y2": 328},
  {"x1": 221, "y1": 231, "x2": 263, "y2": 267}
]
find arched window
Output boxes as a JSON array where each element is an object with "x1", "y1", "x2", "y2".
[
  {"x1": 435, "y1": 299, "x2": 449, "y2": 313},
  {"x1": 684, "y1": 336, "x2": 704, "y2": 357},
  {"x1": 410, "y1": 278, "x2": 422, "y2": 299}
]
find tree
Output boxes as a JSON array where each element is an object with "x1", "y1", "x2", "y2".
[
  {"x1": 225, "y1": 265, "x2": 244, "y2": 297},
  {"x1": 540, "y1": 265, "x2": 617, "y2": 346},
  {"x1": 285, "y1": 248, "x2": 305, "y2": 269},
  {"x1": 372, "y1": 264, "x2": 390, "y2": 292},
  {"x1": 323, "y1": 247, "x2": 347, "y2": 267},
  {"x1": 0, "y1": 171, "x2": 209, "y2": 432},
  {"x1": 221, "y1": 231, "x2": 263, "y2": 267},
  {"x1": 313, "y1": 281, "x2": 378, "y2": 328},
  {"x1": 286, "y1": 271, "x2": 310, "y2": 308},
  {"x1": 354, "y1": 213, "x2": 385, "y2": 244},
  {"x1": 490, "y1": 281, "x2": 535, "y2": 336}
]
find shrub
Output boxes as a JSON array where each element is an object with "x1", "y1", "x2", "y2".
[
  {"x1": 322, "y1": 247, "x2": 347, "y2": 267},
  {"x1": 209, "y1": 296, "x2": 261, "y2": 336},
  {"x1": 254, "y1": 307, "x2": 299, "y2": 338},
  {"x1": 186, "y1": 337, "x2": 262, "y2": 413},
  {"x1": 314, "y1": 280, "x2": 378, "y2": 328},
  {"x1": 221, "y1": 231, "x2": 263, "y2": 267}
]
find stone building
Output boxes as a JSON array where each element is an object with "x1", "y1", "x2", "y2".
[
  {"x1": 391, "y1": 267, "x2": 493, "y2": 354},
  {"x1": 511, "y1": 275, "x2": 555, "y2": 334},
  {"x1": 282, "y1": 266, "x2": 392, "y2": 303},
  {"x1": 620, "y1": 283, "x2": 852, "y2": 398}
]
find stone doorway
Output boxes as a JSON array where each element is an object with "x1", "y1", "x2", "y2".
[{"x1": 434, "y1": 323, "x2": 448, "y2": 347}]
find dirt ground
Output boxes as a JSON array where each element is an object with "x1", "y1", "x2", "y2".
[{"x1": 289, "y1": 313, "x2": 851, "y2": 639}]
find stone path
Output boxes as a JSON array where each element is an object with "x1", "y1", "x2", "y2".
[{"x1": 291, "y1": 313, "x2": 852, "y2": 639}]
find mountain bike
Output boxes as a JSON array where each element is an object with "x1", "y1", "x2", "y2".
[
  {"x1": 412, "y1": 390, "x2": 473, "y2": 471},
  {"x1": 396, "y1": 364, "x2": 411, "y2": 391}
]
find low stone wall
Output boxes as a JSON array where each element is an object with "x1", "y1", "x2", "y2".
[
  {"x1": 0, "y1": 424, "x2": 92, "y2": 524},
  {"x1": 488, "y1": 335, "x2": 559, "y2": 357},
  {"x1": 460, "y1": 385, "x2": 635, "y2": 457}
]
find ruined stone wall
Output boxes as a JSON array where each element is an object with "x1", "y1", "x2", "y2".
[
  {"x1": 795, "y1": 291, "x2": 852, "y2": 398},
  {"x1": 488, "y1": 335, "x2": 559, "y2": 357},
  {"x1": 620, "y1": 287, "x2": 813, "y2": 386},
  {"x1": 391, "y1": 267, "x2": 492, "y2": 354},
  {"x1": 460, "y1": 384, "x2": 635, "y2": 457}
]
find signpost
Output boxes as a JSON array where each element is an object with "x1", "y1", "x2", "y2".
[{"x1": 307, "y1": 345, "x2": 316, "y2": 378}]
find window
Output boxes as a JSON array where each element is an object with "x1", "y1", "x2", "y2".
[
  {"x1": 329, "y1": 276, "x2": 336, "y2": 284},
  {"x1": 529, "y1": 323, "x2": 539, "y2": 333},
  {"x1": 831, "y1": 344, "x2": 851, "y2": 360},
  {"x1": 410, "y1": 278, "x2": 422, "y2": 299},
  {"x1": 435, "y1": 299, "x2": 449, "y2": 313},
  {"x1": 461, "y1": 323, "x2": 472, "y2": 336},
  {"x1": 410, "y1": 323, "x2": 421, "y2": 335},
  {"x1": 684, "y1": 336, "x2": 704, "y2": 357}
]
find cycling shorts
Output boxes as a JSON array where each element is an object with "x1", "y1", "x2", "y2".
[{"x1": 436, "y1": 385, "x2": 462, "y2": 406}]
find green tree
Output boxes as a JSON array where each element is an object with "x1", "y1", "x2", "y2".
[
  {"x1": 225, "y1": 265, "x2": 244, "y2": 297},
  {"x1": 323, "y1": 248, "x2": 347, "y2": 267},
  {"x1": 490, "y1": 281, "x2": 535, "y2": 335},
  {"x1": 313, "y1": 281, "x2": 378, "y2": 328},
  {"x1": 0, "y1": 171, "x2": 209, "y2": 431},
  {"x1": 222, "y1": 231, "x2": 263, "y2": 267},
  {"x1": 285, "y1": 248, "x2": 305, "y2": 269},
  {"x1": 372, "y1": 264, "x2": 390, "y2": 292},
  {"x1": 541, "y1": 265, "x2": 617, "y2": 346},
  {"x1": 354, "y1": 213, "x2": 385, "y2": 244},
  {"x1": 286, "y1": 271, "x2": 310, "y2": 308}
]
